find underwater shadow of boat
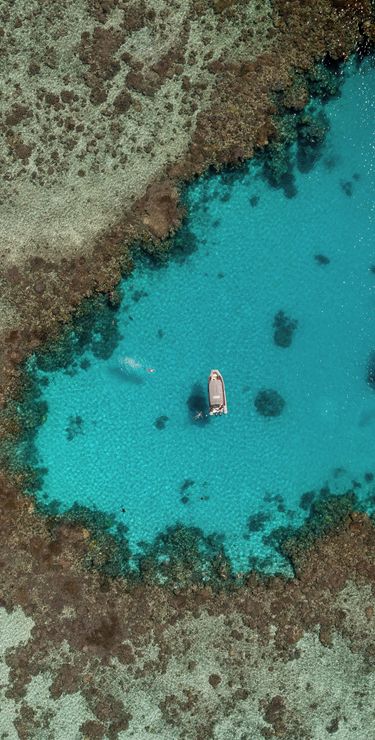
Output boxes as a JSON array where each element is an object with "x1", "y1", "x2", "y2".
[
  {"x1": 107, "y1": 366, "x2": 145, "y2": 385},
  {"x1": 187, "y1": 383, "x2": 210, "y2": 424}
]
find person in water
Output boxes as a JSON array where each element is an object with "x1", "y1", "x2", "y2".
[
  {"x1": 194, "y1": 410, "x2": 206, "y2": 420},
  {"x1": 121, "y1": 357, "x2": 155, "y2": 373}
]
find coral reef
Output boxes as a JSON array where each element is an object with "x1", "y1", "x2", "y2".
[
  {"x1": 0, "y1": 469, "x2": 374, "y2": 736},
  {"x1": 1, "y1": 1, "x2": 375, "y2": 734},
  {"x1": 65, "y1": 415, "x2": 84, "y2": 441},
  {"x1": 154, "y1": 414, "x2": 169, "y2": 430},
  {"x1": 273, "y1": 310, "x2": 298, "y2": 348}
]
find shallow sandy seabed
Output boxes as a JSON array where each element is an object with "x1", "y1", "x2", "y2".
[{"x1": 1, "y1": 0, "x2": 375, "y2": 736}]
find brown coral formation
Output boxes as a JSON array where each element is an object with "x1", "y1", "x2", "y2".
[{"x1": 0, "y1": 472, "x2": 374, "y2": 736}]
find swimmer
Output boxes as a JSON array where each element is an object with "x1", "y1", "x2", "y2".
[{"x1": 146, "y1": 368, "x2": 156, "y2": 373}]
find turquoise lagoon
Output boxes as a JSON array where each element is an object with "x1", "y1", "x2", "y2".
[{"x1": 27, "y1": 59, "x2": 375, "y2": 574}]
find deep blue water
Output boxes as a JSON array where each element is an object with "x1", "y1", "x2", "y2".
[{"x1": 26, "y1": 59, "x2": 375, "y2": 574}]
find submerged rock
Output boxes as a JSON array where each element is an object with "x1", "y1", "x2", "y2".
[
  {"x1": 273, "y1": 310, "x2": 298, "y2": 348},
  {"x1": 254, "y1": 389, "x2": 285, "y2": 417}
]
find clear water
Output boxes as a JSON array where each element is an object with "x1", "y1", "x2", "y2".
[{"x1": 29, "y1": 59, "x2": 375, "y2": 574}]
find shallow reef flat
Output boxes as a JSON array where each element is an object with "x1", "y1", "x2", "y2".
[{"x1": 0, "y1": 0, "x2": 374, "y2": 402}]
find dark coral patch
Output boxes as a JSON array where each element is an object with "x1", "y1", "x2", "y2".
[
  {"x1": 300, "y1": 490, "x2": 316, "y2": 511},
  {"x1": 154, "y1": 415, "x2": 169, "y2": 430},
  {"x1": 296, "y1": 110, "x2": 329, "y2": 173},
  {"x1": 326, "y1": 717, "x2": 340, "y2": 734},
  {"x1": 267, "y1": 491, "x2": 357, "y2": 568},
  {"x1": 180, "y1": 479, "x2": 195, "y2": 493},
  {"x1": 254, "y1": 389, "x2": 285, "y2": 417},
  {"x1": 314, "y1": 253, "x2": 330, "y2": 265},
  {"x1": 65, "y1": 415, "x2": 84, "y2": 441},
  {"x1": 247, "y1": 511, "x2": 271, "y2": 532},
  {"x1": 249, "y1": 195, "x2": 259, "y2": 207},
  {"x1": 263, "y1": 695, "x2": 286, "y2": 735},
  {"x1": 35, "y1": 293, "x2": 122, "y2": 370},
  {"x1": 341, "y1": 180, "x2": 353, "y2": 196},
  {"x1": 273, "y1": 310, "x2": 298, "y2": 348},
  {"x1": 132, "y1": 290, "x2": 148, "y2": 302},
  {"x1": 262, "y1": 144, "x2": 298, "y2": 199},
  {"x1": 169, "y1": 219, "x2": 198, "y2": 265},
  {"x1": 113, "y1": 90, "x2": 132, "y2": 113},
  {"x1": 136, "y1": 524, "x2": 231, "y2": 588},
  {"x1": 208, "y1": 674, "x2": 221, "y2": 688}
]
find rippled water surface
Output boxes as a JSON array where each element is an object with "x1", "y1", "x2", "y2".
[{"x1": 29, "y1": 59, "x2": 375, "y2": 573}]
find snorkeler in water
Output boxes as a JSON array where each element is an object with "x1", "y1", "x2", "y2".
[
  {"x1": 120, "y1": 356, "x2": 156, "y2": 373},
  {"x1": 121, "y1": 356, "x2": 142, "y2": 369}
]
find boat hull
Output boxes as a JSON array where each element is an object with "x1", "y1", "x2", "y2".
[{"x1": 208, "y1": 369, "x2": 228, "y2": 415}]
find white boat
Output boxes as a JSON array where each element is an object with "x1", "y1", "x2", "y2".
[{"x1": 208, "y1": 370, "x2": 228, "y2": 415}]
